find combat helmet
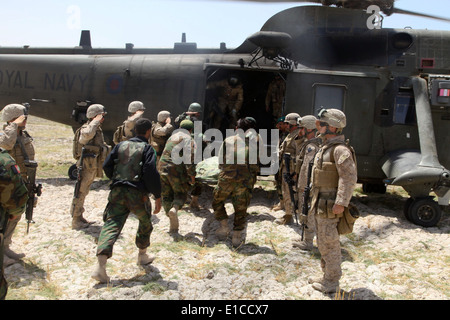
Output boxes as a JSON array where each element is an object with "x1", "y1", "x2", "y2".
[
  {"x1": 157, "y1": 110, "x2": 171, "y2": 123},
  {"x1": 2, "y1": 104, "x2": 27, "y2": 122},
  {"x1": 318, "y1": 108, "x2": 346, "y2": 128},
  {"x1": 187, "y1": 102, "x2": 202, "y2": 114},
  {"x1": 284, "y1": 113, "x2": 300, "y2": 125},
  {"x1": 86, "y1": 104, "x2": 107, "y2": 119},
  {"x1": 298, "y1": 115, "x2": 317, "y2": 130},
  {"x1": 128, "y1": 101, "x2": 145, "y2": 113}
]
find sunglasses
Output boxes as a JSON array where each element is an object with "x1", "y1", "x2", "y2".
[{"x1": 318, "y1": 121, "x2": 328, "y2": 127}]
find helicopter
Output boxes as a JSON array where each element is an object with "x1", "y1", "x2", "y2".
[{"x1": 0, "y1": 0, "x2": 449, "y2": 227}]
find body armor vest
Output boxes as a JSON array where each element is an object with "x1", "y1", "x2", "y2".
[{"x1": 112, "y1": 141, "x2": 146, "y2": 182}]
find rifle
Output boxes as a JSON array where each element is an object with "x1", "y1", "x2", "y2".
[
  {"x1": 282, "y1": 153, "x2": 298, "y2": 225},
  {"x1": 74, "y1": 147, "x2": 86, "y2": 199},
  {"x1": 300, "y1": 161, "x2": 313, "y2": 241},
  {"x1": 24, "y1": 160, "x2": 42, "y2": 234}
]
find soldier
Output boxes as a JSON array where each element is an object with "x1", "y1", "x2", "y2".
[
  {"x1": 0, "y1": 149, "x2": 28, "y2": 298},
  {"x1": 273, "y1": 116, "x2": 288, "y2": 211},
  {"x1": 150, "y1": 110, "x2": 174, "y2": 164},
  {"x1": 112, "y1": 101, "x2": 146, "y2": 145},
  {"x1": 265, "y1": 74, "x2": 286, "y2": 122},
  {"x1": 0, "y1": 103, "x2": 36, "y2": 264},
  {"x1": 70, "y1": 104, "x2": 111, "y2": 229},
  {"x1": 158, "y1": 119, "x2": 196, "y2": 238},
  {"x1": 174, "y1": 103, "x2": 207, "y2": 210},
  {"x1": 292, "y1": 115, "x2": 321, "y2": 250},
  {"x1": 92, "y1": 118, "x2": 161, "y2": 283},
  {"x1": 207, "y1": 76, "x2": 244, "y2": 131},
  {"x1": 213, "y1": 117, "x2": 260, "y2": 248},
  {"x1": 275, "y1": 113, "x2": 305, "y2": 225},
  {"x1": 308, "y1": 108, "x2": 357, "y2": 294}
]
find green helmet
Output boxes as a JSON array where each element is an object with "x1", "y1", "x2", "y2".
[
  {"x1": 180, "y1": 119, "x2": 194, "y2": 130},
  {"x1": 2, "y1": 104, "x2": 26, "y2": 122},
  {"x1": 187, "y1": 102, "x2": 202, "y2": 113},
  {"x1": 86, "y1": 104, "x2": 107, "y2": 119}
]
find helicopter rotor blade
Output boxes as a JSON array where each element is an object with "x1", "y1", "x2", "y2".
[{"x1": 392, "y1": 7, "x2": 450, "y2": 23}]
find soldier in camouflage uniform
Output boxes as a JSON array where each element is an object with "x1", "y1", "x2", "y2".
[
  {"x1": 292, "y1": 115, "x2": 321, "y2": 251},
  {"x1": 0, "y1": 149, "x2": 28, "y2": 299},
  {"x1": 0, "y1": 103, "x2": 36, "y2": 264},
  {"x1": 275, "y1": 113, "x2": 305, "y2": 225},
  {"x1": 112, "y1": 101, "x2": 146, "y2": 145},
  {"x1": 273, "y1": 116, "x2": 288, "y2": 211},
  {"x1": 265, "y1": 74, "x2": 286, "y2": 122},
  {"x1": 207, "y1": 76, "x2": 244, "y2": 131},
  {"x1": 158, "y1": 120, "x2": 196, "y2": 237},
  {"x1": 92, "y1": 118, "x2": 161, "y2": 284},
  {"x1": 307, "y1": 108, "x2": 357, "y2": 294},
  {"x1": 150, "y1": 110, "x2": 174, "y2": 164},
  {"x1": 70, "y1": 104, "x2": 111, "y2": 229},
  {"x1": 213, "y1": 117, "x2": 260, "y2": 248}
]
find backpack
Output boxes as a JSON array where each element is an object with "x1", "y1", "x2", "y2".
[{"x1": 72, "y1": 126, "x2": 83, "y2": 160}]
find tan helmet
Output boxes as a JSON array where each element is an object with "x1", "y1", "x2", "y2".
[
  {"x1": 298, "y1": 115, "x2": 317, "y2": 130},
  {"x1": 86, "y1": 104, "x2": 107, "y2": 119},
  {"x1": 2, "y1": 104, "x2": 27, "y2": 122},
  {"x1": 284, "y1": 113, "x2": 300, "y2": 125},
  {"x1": 157, "y1": 110, "x2": 171, "y2": 122},
  {"x1": 128, "y1": 101, "x2": 145, "y2": 113},
  {"x1": 318, "y1": 108, "x2": 346, "y2": 128}
]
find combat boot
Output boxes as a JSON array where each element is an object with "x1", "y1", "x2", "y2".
[
  {"x1": 216, "y1": 219, "x2": 229, "y2": 240},
  {"x1": 4, "y1": 246, "x2": 25, "y2": 260},
  {"x1": 168, "y1": 206, "x2": 179, "y2": 234},
  {"x1": 137, "y1": 248, "x2": 155, "y2": 265},
  {"x1": 275, "y1": 214, "x2": 293, "y2": 225},
  {"x1": 272, "y1": 201, "x2": 284, "y2": 211},
  {"x1": 189, "y1": 196, "x2": 200, "y2": 210},
  {"x1": 292, "y1": 239, "x2": 313, "y2": 251},
  {"x1": 72, "y1": 216, "x2": 91, "y2": 230},
  {"x1": 232, "y1": 230, "x2": 243, "y2": 248},
  {"x1": 91, "y1": 255, "x2": 110, "y2": 284},
  {"x1": 311, "y1": 279, "x2": 340, "y2": 294}
]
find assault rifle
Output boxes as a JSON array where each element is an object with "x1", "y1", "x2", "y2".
[
  {"x1": 24, "y1": 160, "x2": 42, "y2": 234},
  {"x1": 300, "y1": 161, "x2": 313, "y2": 241},
  {"x1": 73, "y1": 147, "x2": 86, "y2": 199},
  {"x1": 282, "y1": 153, "x2": 298, "y2": 225}
]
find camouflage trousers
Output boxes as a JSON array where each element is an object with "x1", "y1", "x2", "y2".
[
  {"x1": 314, "y1": 214, "x2": 342, "y2": 283},
  {"x1": 96, "y1": 185, "x2": 153, "y2": 258},
  {"x1": 212, "y1": 176, "x2": 253, "y2": 231},
  {"x1": 159, "y1": 170, "x2": 190, "y2": 213},
  {"x1": 70, "y1": 166, "x2": 97, "y2": 218}
]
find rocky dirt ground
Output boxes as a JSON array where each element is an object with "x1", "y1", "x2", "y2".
[{"x1": 3, "y1": 116, "x2": 449, "y2": 301}]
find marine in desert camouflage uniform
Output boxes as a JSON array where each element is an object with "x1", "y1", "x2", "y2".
[
  {"x1": 70, "y1": 104, "x2": 111, "y2": 229},
  {"x1": 158, "y1": 120, "x2": 196, "y2": 237},
  {"x1": 275, "y1": 113, "x2": 305, "y2": 225},
  {"x1": 292, "y1": 115, "x2": 321, "y2": 251},
  {"x1": 112, "y1": 101, "x2": 146, "y2": 145},
  {"x1": 308, "y1": 108, "x2": 357, "y2": 294},
  {"x1": 212, "y1": 117, "x2": 260, "y2": 248},
  {"x1": 0, "y1": 103, "x2": 36, "y2": 265},
  {"x1": 150, "y1": 110, "x2": 174, "y2": 164}
]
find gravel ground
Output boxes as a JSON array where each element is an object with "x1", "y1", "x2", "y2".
[{"x1": 3, "y1": 116, "x2": 449, "y2": 301}]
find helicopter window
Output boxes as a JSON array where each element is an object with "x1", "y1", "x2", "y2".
[
  {"x1": 313, "y1": 84, "x2": 346, "y2": 115},
  {"x1": 394, "y1": 91, "x2": 416, "y2": 125}
]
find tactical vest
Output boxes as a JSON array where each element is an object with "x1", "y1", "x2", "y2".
[
  {"x1": 312, "y1": 139, "x2": 356, "y2": 189},
  {"x1": 0, "y1": 149, "x2": 28, "y2": 215},
  {"x1": 112, "y1": 141, "x2": 146, "y2": 182}
]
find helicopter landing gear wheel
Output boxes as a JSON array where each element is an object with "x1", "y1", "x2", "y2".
[
  {"x1": 404, "y1": 197, "x2": 442, "y2": 228},
  {"x1": 68, "y1": 164, "x2": 78, "y2": 180}
]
